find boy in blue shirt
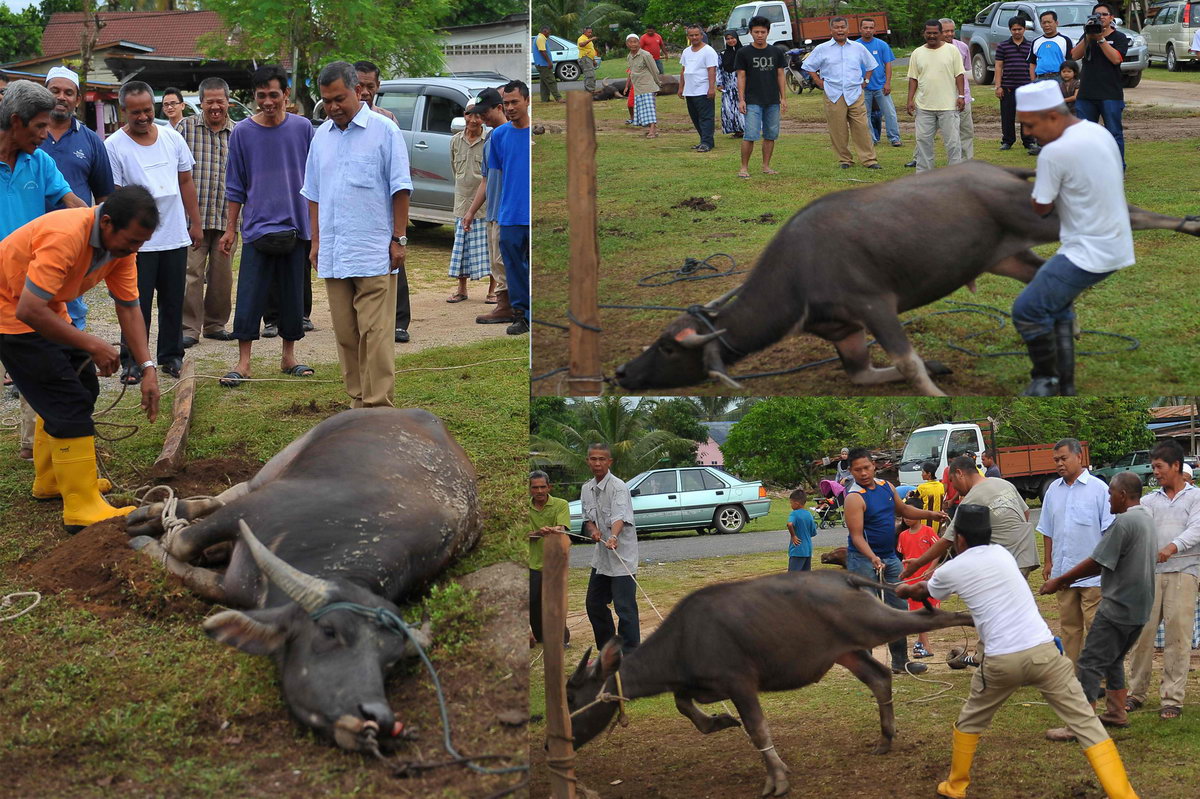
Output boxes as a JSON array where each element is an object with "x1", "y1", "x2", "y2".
[{"x1": 787, "y1": 489, "x2": 816, "y2": 571}]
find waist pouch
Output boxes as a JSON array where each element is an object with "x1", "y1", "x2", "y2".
[{"x1": 252, "y1": 229, "x2": 298, "y2": 255}]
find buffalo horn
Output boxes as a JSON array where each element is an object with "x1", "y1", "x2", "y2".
[
  {"x1": 677, "y1": 329, "x2": 727, "y2": 349},
  {"x1": 238, "y1": 519, "x2": 334, "y2": 612},
  {"x1": 703, "y1": 285, "x2": 740, "y2": 310},
  {"x1": 708, "y1": 369, "x2": 744, "y2": 390},
  {"x1": 702, "y1": 340, "x2": 744, "y2": 390}
]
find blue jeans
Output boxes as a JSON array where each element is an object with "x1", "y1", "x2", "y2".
[
  {"x1": 66, "y1": 297, "x2": 87, "y2": 331},
  {"x1": 788, "y1": 556, "x2": 811, "y2": 572},
  {"x1": 1074, "y1": 98, "x2": 1125, "y2": 167},
  {"x1": 743, "y1": 103, "x2": 780, "y2": 141},
  {"x1": 499, "y1": 225, "x2": 529, "y2": 322},
  {"x1": 1011, "y1": 253, "x2": 1111, "y2": 340},
  {"x1": 863, "y1": 88, "x2": 900, "y2": 144},
  {"x1": 847, "y1": 549, "x2": 911, "y2": 665}
]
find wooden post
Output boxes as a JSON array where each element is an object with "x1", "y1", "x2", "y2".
[
  {"x1": 542, "y1": 531, "x2": 577, "y2": 799},
  {"x1": 151, "y1": 359, "x2": 196, "y2": 477},
  {"x1": 566, "y1": 91, "x2": 603, "y2": 396}
]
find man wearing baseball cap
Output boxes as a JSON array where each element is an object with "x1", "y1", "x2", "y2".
[
  {"x1": 463, "y1": 87, "x2": 517, "y2": 328},
  {"x1": 1009, "y1": 79, "x2": 1131, "y2": 397}
]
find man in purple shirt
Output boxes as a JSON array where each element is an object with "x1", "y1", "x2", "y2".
[
  {"x1": 217, "y1": 65, "x2": 315, "y2": 388},
  {"x1": 995, "y1": 17, "x2": 1039, "y2": 154}
]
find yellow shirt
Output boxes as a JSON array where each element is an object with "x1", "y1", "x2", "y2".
[
  {"x1": 578, "y1": 34, "x2": 597, "y2": 60},
  {"x1": 917, "y1": 479, "x2": 946, "y2": 534},
  {"x1": 908, "y1": 43, "x2": 965, "y2": 112}
]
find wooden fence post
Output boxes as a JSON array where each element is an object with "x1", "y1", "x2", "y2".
[
  {"x1": 542, "y1": 531, "x2": 577, "y2": 798},
  {"x1": 566, "y1": 91, "x2": 603, "y2": 396}
]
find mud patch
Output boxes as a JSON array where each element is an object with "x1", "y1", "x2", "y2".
[
  {"x1": 672, "y1": 197, "x2": 717, "y2": 211},
  {"x1": 286, "y1": 398, "x2": 346, "y2": 418},
  {"x1": 742, "y1": 212, "x2": 777, "y2": 224}
]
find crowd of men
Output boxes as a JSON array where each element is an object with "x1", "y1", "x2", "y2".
[{"x1": 0, "y1": 61, "x2": 531, "y2": 533}]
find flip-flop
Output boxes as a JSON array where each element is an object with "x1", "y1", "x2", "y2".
[
  {"x1": 281, "y1": 364, "x2": 314, "y2": 377},
  {"x1": 762, "y1": 168, "x2": 779, "y2": 175},
  {"x1": 446, "y1": 293, "x2": 468, "y2": 303},
  {"x1": 219, "y1": 371, "x2": 246, "y2": 388},
  {"x1": 737, "y1": 172, "x2": 751, "y2": 179},
  {"x1": 485, "y1": 293, "x2": 498, "y2": 304}
]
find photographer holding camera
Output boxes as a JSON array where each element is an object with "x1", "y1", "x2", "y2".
[{"x1": 1069, "y1": 2, "x2": 1129, "y2": 167}]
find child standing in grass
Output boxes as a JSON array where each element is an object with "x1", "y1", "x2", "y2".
[
  {"x1": 787, "y1": 489, "x2": 816, "y2": 571},
  {"x1": 917, "y1": 461, "x2": 946, "y2": 534},
  {"x1": 898, "y1": 513, "x2": 942, "y2": 658},
  {"x1": 1059, "y1": 60, "x2": 1080, "y2": 113}
]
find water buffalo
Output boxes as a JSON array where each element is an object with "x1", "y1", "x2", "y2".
[
  {"x1": 567, "y1": 570, "x2": 973, "y2": 796},
  {"x1": 124, "y1": 407, "x2": 480, "y2": 753},
  {"x1": 614, "y1": 161, "x2": 1200, "y2": 395}
]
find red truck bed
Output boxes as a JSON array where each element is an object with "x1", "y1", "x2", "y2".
[{"x1": 998, "y1": 442, "x2": 1090, "y2": 478}]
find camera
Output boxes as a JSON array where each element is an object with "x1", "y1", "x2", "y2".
[{"x1": 1084, "y1": 13, "x2": 1104, "y2": 35}]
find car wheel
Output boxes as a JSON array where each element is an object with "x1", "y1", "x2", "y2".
[
  {"x1": 1146, "y1": 475, "x2": 1159, "y2": 488},
  {"x1": 1121, "y1": 71, "x2": 1143, "y2": 88},
  {"x1": 1039, "y1": 476, "x2": 1058, "y2": 501},
  {"x1": 713, "y1": 505, "x2": 747, "y2": 534},
  {"x1": 557, "y1": 62, "x2": 581, "y2": 82},
  {"x1": 1167, "y1": 46, "x2": 1179, "y2": 72},
  {"x1": 972, "y1": 52, "x2": 994, "y2": 86}
]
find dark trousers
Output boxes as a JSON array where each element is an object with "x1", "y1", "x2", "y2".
[
  {"x1": 393, "y1": 265, "x2": 412, "y2": 330},
  {"x1": 530, "y1": 568, "x2": 571, "y2": 645},
  {"x1": 685, "y1": 95, "x2": 715, "y2": 148},
  {"x1": 0, "y1": 332, "x2": 99, "y2": 438},
  {"x1": 788, "y1": 556, "x2": 812, "y2": 572},
  {"x1": 999, "y1": 88, "x2": 1037, "y2": 148},
  {"x1": 1076, "y1": 610, "x2": 1143, "y2": 701},
  {"x1": 500, "y1": 225, "x2": 530, "y2": 321},
  {"x1": 233, "y1": 240, "x2": 310, "y2": 342},
  {"x1": 119, "y1": 246, "x2": 187, "y2": 366},
  {"x1": 264, "y1": 261, "x2": 313, "y2": 325},
  {"x1": 586, "y1": 569, "x2": 640, "y2": 653}
]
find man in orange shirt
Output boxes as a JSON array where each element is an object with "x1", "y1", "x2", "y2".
[{"x1": 0, "y1": 185, "x2": 161, "y2": 532}]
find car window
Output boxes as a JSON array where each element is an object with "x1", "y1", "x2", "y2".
[
  {"x1": 761, "y1": 4, "x2": 786, "y2": 23},
  {"x1": 376, "y1": 91, "x2": 419, "y2": 129},
  {"x1": 976, "y1": 2, "x2": 998, "y2": 24},
  {"x1": 700, "y1": 470, "x2": 727, "y2": 490},
  {"x1": 948, "y1": 430, "x2": 977, "y2": 458},
  {"x1": 1035, "y1": 5, "x2": 1092, "y2": 25},
  {"x1": 422, "y1": 94, "x2": 464, "y2": 134},
  {"x1": 639, "y1": 471, "x2": 679, "y2": 495},
  {"x1": 1190, "y1": 3, "x2": 1200, "y2": 26},
  {"x1": 729, "y1": 3, "x2": 757, "y2": 29},
  {"x1": 1114, "y1": 453, "x2": 1134, "y2": 467},
  {"x1": 680, "y1": 470, "x2": 711, "y2": 492},
  {"x1": 1132, "y1": 452, "x2": 1149, "y2": 466},
  {"x1": 1159, "y1": 5, "x2": 1177, "y2": 23}
]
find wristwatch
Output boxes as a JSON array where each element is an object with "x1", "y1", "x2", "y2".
[
  {"x1": 139, "y1": 360, "x2": 157, "y2": 371},
  {"x1": 391, "y1": 235, "x2": 407, "y2": 246}
]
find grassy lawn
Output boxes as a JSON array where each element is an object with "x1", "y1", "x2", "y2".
[
  {"x1": 1140, "y1": 61, "x2": 1200, "y2": 81},
  {"x1": 530, "y1": 551, "x2": 1200, "y2": 798},
  {"x1": 0, "y1": 337, "x2": 528, "y2": 798},
  {"x1": 530, "y1": 68, "x2": 1200, "y2": 396}
]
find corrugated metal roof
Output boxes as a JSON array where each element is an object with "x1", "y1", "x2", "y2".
[{"x1": 44, "y1": 11, "x2": 225, "y2": 60}]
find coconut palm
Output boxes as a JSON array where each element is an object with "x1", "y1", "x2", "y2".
[{"x1": 533, "y1": 0, "x2": 634, "y2": 44}]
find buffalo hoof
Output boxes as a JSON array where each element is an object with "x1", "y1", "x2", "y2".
[
  {"x1": 923, "y1": 359, "x2": 952, "y2": 376},
  {"x1": 128, "y1": 535, "x2": 156, "y2": 551},
  {"x1": 870, "y1": 737, "x2": 893, "y2": 755},
  {"x1": 710, "y1": 713, "x2": 742, "y2": 732},
  {"x1": 125, "y1": 503, "x2": 164, "y2": 534},
  {"x1": 761, "y1": 771, "x2": 790, "y2": 797}
]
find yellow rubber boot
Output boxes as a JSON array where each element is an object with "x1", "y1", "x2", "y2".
[
  {"x1": 1084, "y1": 738, "x2": 1139, "y2": 799},
  {"x1": 32, "y1": 417, "x2": 112, "y2": 500},
  {"x1": 49, "y1": 434, "x2": 134, "y2": 533},
  {"x1": 937, "y1": 726, "x2": 980, "y2": 798}
]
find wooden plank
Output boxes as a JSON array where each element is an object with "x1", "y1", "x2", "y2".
[
  {"x1": 566, "y1": 90, "x2": 603, "y2": 396},
  {"x1": 542, "y1": 532, "x2": 577, "y2": 799},
  {"x1": 151, "y1": 358, "x2": 196, "y2": 477}
]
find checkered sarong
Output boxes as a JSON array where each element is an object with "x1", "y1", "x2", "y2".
[
  {"x1": 1153, "y1": 595, "x2": 1200, "y2": 649},
  {"x1": 448, "y1": 217, "x2": 491, "y2": 279},
  {"x1": 633, "y1": 92, "x2": 657, "y2": 126}
]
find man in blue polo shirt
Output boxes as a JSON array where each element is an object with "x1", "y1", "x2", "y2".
[
  {"x1": 1, "y1": 81, "x2": 87, "y2": 234},
  {"x1": 857, "y1": 18, "x2": 901, "y2": 147},
  {"x1": 489, "y1": 80, "x2": 530, "y2": 336},
  {"x1": 40, "y1": 67, "x2": 114, "y2": 331}
]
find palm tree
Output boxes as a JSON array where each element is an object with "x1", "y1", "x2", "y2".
[
  {"x1": 532, "y1": 0, "x2": 634, "y2": 42},
  {"x1": 693, "y1": 396, "x2": 738, "y2": 421}
]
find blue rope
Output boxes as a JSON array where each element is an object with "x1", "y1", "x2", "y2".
[{"x1": 310, "y1": 601, "x2": 529, "y2": 776}]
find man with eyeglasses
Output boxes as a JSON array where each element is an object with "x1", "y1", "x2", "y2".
[{"x1": 1069, "y1": 2, "x2": 1129, "y2": 167}]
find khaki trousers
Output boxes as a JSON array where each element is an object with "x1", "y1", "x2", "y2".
[
  {"x1": 182, "y1": 229, "x2": 233, "y2": 338},
  {"x1": 1128, "y1": 571, "x2": 1199, "y2": 709},
  {"x1": 1058, "y1": 586, "x2": 1102, "y2": 664},
  {"x1": 19, "y1": 394, "x2": 35, "y2": 448},
  {"x1": 956, "y1": 641, "x2": 1108, "y2": 749},
  {"x1": 488, "y1": 221, "x2": 506, "y2": 292},
  {"x1": 913, "y1": 108, "x2": 962, "y2": 172},
  {"x1": 959, "y1": 104, "x2": 975, "y2": 160},
  {"x1": 325, "y1": 274, "x2": 397, "y2": 409},
  {"x1": 822, "y1": 95, "x2": 878, "y2": 166}
]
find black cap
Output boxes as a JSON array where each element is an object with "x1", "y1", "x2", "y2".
[
  {"x1": 954, "y1": 504, "x2": 992, "y2": 537},
  {"x1": 470, "y1": 87, "x2": 502, "y2": 113}
]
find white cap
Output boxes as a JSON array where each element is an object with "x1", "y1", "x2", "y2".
[
  {"x1": 1015, "y1": 81, "x2": 1063, "y2": 113},
  {"x1": 626, "y1": 33, "x2": 639, "y2": 41},
  {"x1": 46, "y1": 66, "x2": 80, "y2": 87},
  {"x1": 1184, "y1": 462, "x2": 1194, "y2": 477}
]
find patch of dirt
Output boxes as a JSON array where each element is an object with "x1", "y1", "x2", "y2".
[
  {"x1": 286, "y1": 398, "x2": 347, "y2": 417},
  {"x1": 672, "y1": 197, "x2": 716, "y2": 212},
  {"x1": 155, "y1": 451, "x2": 261, "y2": 497},
  {"x1": 742, "y1": 213, "x2": 776, "y2": 224}
]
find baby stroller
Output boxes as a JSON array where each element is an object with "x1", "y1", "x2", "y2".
[{"x1": 815, "y1": 478, "x2": 846, "y2": 529}]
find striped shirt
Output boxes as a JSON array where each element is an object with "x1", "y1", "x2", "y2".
[
  {"x1": 175, "y1": 115, "x2": 234, "y2": 230},
  {"x1": 995, "y1": 38, "x2": 1034, "y2": 89}
]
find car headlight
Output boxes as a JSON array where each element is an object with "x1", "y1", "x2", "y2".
[{"x1": 1132, "y1": 35, "x2": 1145, "y2": 47}]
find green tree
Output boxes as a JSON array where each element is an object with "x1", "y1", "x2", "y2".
[
  {"x1": 533, "y1": 0, "x2": 635, "y2": 48},
  {"x1": 37, "y1": 0, "x2": 83, "y2": 27},
  {"x1": 440, "y1": 0, "x2": 526, "y2": 27},
  {"x1": 721, "y1": 397, "x2": 853, "y2": 486},
  {"x1": 530, "y1": 396, "x2": 574, "y2": 435},
  {"x1": 693, "y1": 396, "x2": 739, "y2": 421},
  {"x1": 201, "y1": 0, "x2": 448, "y2": 115},
  {"x1": 641, "y1": 0, "x2": 728, "y2": 43},
  {"x1": 0, "y1": 6, "x2": 44, "y2": 63},
  {"x1": 646, "y1": 397, "x2": 706, "y2": 465}
]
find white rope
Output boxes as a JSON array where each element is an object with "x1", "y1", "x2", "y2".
[
  {"x1": 1, "y1": 592, "x2": 42, "y2": 622},
  {"x1": 137, "y1": 485, "x2": 223, "y2": 565}
]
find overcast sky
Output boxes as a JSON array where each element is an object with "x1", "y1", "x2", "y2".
[{"x1": 4, "y1": 1, "x2": 39, "y2": 11}]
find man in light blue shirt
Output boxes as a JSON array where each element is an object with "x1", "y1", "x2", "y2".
[
  {"x1": 302, "y1": 62, "x2": 411, "y2": 409},
  {"x1": 856, "y1": 18, "x2": 901, "y2": 147},
  {"x1": 803, "y1": 16, "x2": 881, "y2": 169},
  {"x1": 1038, "y1": 437, "x2": 1115, "y2": 663}
]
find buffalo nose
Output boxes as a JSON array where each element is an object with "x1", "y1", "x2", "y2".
[
  {"x1": 359, "y1": 702, "x2": 395, "y2": 731},
  {"x1": 615, "y1": 364, "x2": 625, "y2": 378}
]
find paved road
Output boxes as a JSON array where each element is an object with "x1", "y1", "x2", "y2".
[{"x1": 569, "y1": 508, "x2": 1042, "y2": 566}]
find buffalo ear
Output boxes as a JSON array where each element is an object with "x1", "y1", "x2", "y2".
[
  {"x1": 570, "y1": 647, "x2": 594, "y2": 684},
  {"x1": 203, "y1": 607, "x2": 290, "y2": 655},
  {"x1": 597, "y1": 637, "x2": 623, "y2": 678}
]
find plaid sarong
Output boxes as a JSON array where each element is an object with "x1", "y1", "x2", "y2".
[
  {"x1": 448, "y1": 217, "x2": 491, "y2": 279},
  {"x1": 633, "y1": 92, "x2": 657, "y2": 126},
  {"x1": 1153, "y1": 595, "x2": 1200, "y2": 649}
]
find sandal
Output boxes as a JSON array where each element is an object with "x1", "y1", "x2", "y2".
[
  {"x1": 1124, "y1": 697, "x2": 1144, "y2": 713},
  {"x1": 219, "y1": 370, "x2": 246, "y2": 388},
  {"x1": 485, "y1": 293, "x2": 498, "y2": 304},
  {"x1": 281, "y1": 364, "x2": 314, "y2": 377},
  {"x1": 120, "y1": 363, "x2": 142, "y2": 385},
  {"x1": 645, "y1": 132, "x2": 659, "y2": 139},
  {"x1": 446, "y1": 293, "x2": 468, "y2": 303},
  {"x1": 1159, "y1": 706, "x2": 1182, "y2": 720}
]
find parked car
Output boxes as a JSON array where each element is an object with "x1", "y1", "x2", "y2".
[
  {"x1": 1092, "y1": 450, "x2": 1155, "y2": 485},
  {"x1": 153, "y1": 93, "x2": 253, "y2": 127},
  {"x1": 567, "y1": 466, "x2": 771, "y2": 536},
  {"x1": 1142, "y1": 0, "x2": 1200, "y2": 71},
  {"x1": 313, "y1": 74, "x2": 507, "y2": 226},
  {"x1": 531, "y1": 34, "x2": 584, "y2": 82}
]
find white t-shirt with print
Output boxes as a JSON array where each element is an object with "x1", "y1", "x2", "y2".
[
  {"x1": 679, "y1": 44, "x2": 720, "y2": 96},
  {"x1": 105, "y1": 126, "x2": 195, "y2": 252}
]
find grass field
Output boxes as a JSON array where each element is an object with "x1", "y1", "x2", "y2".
[
  {"x1": 529, "y1": 549, "x2": 1200, "y2": 798},
  {"x1": 0, "y1": 337, "x2": 528, "y2": 798},
  {"x1": 530, "y1": 67, "x2": 1200, "y2": 396}
]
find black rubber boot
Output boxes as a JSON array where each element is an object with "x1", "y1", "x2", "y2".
[
  {"x1": 890, "y1": 638, "x2": 928, "y2": 675},
  {"x1": 1055, "y1": 320, "x2": 1076, "y2": 396},
  {"x1": 1019, "y1": 330, "x2": 1059, "y2": 396}
]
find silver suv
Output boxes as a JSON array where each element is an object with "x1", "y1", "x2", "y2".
[{"x1": 1142, "y1": 1, "x2": 1200, "y2": 70}]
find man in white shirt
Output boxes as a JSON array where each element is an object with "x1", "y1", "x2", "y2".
[
  {"x1": 898, "y1": 504, "x2": 1139, "y2": 799},
  {"x1": 1038, "y1": 438, "x2": 1114, "y2": 664},
  {"x1": 1127, "y1": 440, "x2": 1200, "y2": 720},
  {"x1": 804, "y1": 16, "x2": 881, "y2": 169},
  {"x1": 678, "y1": 24, "x2": 719, "y2": 153},
  {"x1": 580, "y1": 442, "x2": 640, "y2": 653},
  {"x1": 1012, "y1": 80, "x2": 1132, "y2": 396}
]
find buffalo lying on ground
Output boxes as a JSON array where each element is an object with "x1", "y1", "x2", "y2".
[
  {"x1": 615, "y1": 161, "x2": 1200, "y2": 395},
  {"x1": 567, "y1": 570, "x2": 973, "y2": 796},
  {"x1": 125, "y1": 408, "x2": 480, "y2": 753}
]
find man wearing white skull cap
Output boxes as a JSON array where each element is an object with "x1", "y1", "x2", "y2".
[{"x1": 1008, "y1": 79, "x2": 1131, "y2": 397}]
